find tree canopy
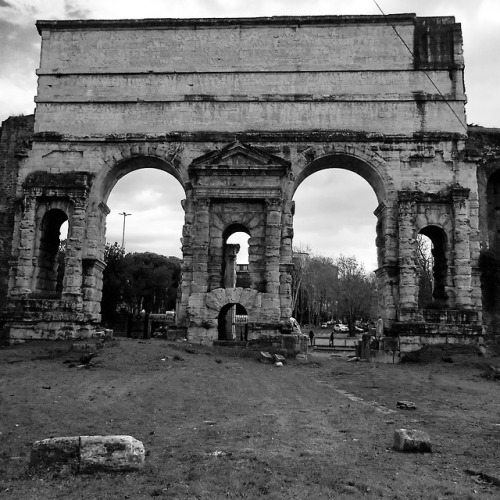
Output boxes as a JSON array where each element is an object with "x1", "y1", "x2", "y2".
[
  {"x1": 292, "y1": 248, "x2": 376, "y2": 333},
  {"x1": 101, "y1": 243, "x2": 181, "y2": 326}
]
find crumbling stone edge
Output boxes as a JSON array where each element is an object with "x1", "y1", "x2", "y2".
[{"x1": 30, "y1": 435, "x2": 145, "y2": 474}]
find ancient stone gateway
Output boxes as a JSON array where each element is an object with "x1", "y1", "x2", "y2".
[{"x1": 1, "y1": 15, "x2": 483, "y2": 348}]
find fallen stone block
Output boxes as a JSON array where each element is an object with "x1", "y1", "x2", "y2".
[
  {"x1": 260, "y1": 351, "x2": 274, "y2": 363},
  {"x1": 397, "y1": 400, "x2": 416, "y2": 410},
  {"x1": 465, "y1": 469, "x2": 500, "y2": 487},
  {"x1": 30, "y1": 435, "x2": 145, "y2": 473},
  {"x1": 79, "y1": 435, "x2": 145, "y2": 472},
  {"x1": 30, "y1": 436, "x2": 80, "y2": 470},
  {"x1": 394, "y1": 429, "x2": 432, "y2": 453},
  {"x1": 273, "y1": 353, "x2": 286, "y2": 364}
]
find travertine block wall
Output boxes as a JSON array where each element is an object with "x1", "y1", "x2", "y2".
[
  {"x1": 0, "y1": 116, "x2": 34, "y2": 310},
  {"x1": 0, "y1": 15, "x2": 484, "y2": 344}
]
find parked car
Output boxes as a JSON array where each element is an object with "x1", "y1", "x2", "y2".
[
  {"x1": 321, "y1": 323, "x2": 328, "y2": 328},
  {"x1": 333, "y1": 324, "x2": 349, "y2": 332}
]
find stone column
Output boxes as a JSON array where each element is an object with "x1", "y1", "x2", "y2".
[
  {"x1": 177, "y1": 198, "x2": 192, "y2": 326},
  {"x1": 451, "y1": 187, "x2": 472, "y2": 308},
  {"x1": 10, "y1": 195, "x2": 37, "y2": 295},
  {"x1": 374, "y1": 202, "x2": 398, "y2": 324},
  {"x1": 80, "y1": 203, "x2": 108, "y2": 321},
  {"x1": 265, "y1": 198, "x2": 282, "y2": 296},
  {"x1": 224, "y1": 244, "x2": 240, "y2": 289},
  {"x1": 191, "y1": 197, "x2": 210, "y2": 294},
  {"x1": 82, "y1": 258, "x2": 106, "y2": 320},
  {"x1": 397, "y1": 192, "x2": 419, "y2": 310},
  {"x1": 62, "y1": 198, "x2": 86, "y2": 299},
  {"x1": 279, "y1": 200, "x2": 294, "y2": 320}
]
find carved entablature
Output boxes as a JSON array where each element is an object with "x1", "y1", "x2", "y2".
[
  {"x1": 189, "y1": 141, "x2": 291, "y2": 179},
  {"x1": 23, "y1": 171, "x2": 93, "y2": 199},
  {"x1": 398, "y1": 186, "x2": 470, "y2": 205}
]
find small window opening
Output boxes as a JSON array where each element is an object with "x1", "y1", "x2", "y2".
[
  {"x1": 36, "y1": 209, "x2": 68, "y2": 295},
  {"x1": 223, "y1": 228, "x2": 250, "y2": 288},
  {"x1": 417, "y1": 226, "x2": 448, "y2": 308}
]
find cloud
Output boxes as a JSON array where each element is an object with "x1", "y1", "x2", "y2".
[
  {"x1": 0, "y1": 75, "x2": 36, "y2": 119},
  {"x1": 106, "y1": 169, "x2": 185, "y2": 257}
]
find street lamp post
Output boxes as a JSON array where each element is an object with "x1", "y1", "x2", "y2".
[{"x1": 119, "y1": 212, "x2": 132, "y2": 249}]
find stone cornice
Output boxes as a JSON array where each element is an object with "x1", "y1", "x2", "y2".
[{"x1": 36, "y1": 14, "x2": 421, "y2": 34}]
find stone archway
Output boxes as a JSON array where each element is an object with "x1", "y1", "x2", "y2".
[
  {"x1": 289, "y1": 150, "x2": 398, "y2": 326},
  {"x1": 0, "y1": 15, "x2": 484, "y2": 349},
  {"x1": 217, "y1": 302, "x2": 248, "y2": 341},
  {"x1": 86, "y1": 155, "x2": 188, "y2": 327}
]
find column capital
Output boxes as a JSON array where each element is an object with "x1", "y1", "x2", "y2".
[
  {"x1": 194, "y1": 197, "x2": 210, "y2": 209},
  {"x1": 265, "y1": 197, "x2": 283, "y2": 208}
]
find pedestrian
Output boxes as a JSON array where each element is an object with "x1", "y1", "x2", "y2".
[
  {"x1": 329, "y1": 331, "x2": 334, "y2": 347},
  {"x1": 376, "y1": 316, "x2": 384, "y2": 339},
  {"x1": 309, "y1": 330, "x2": 314, "y2": 346}
]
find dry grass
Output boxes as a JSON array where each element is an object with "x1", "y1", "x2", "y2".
[{"x1": 1, "y1": 339, "x2": 499, "y2": 499}]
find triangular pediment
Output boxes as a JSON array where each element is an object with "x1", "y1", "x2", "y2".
[{"x1": 191, "y1": 141, "x2": 290, "y2": 170}]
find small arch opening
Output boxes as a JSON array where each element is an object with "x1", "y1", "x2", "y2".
[
  {"x1": 217, "y1": 302, "x2": 248, "y2": 341},
  {"x1": 418, "y1": 225, "x2": 448, "y2": 308},
  {"x1": 222, "y1": 225, "x2": 250, "y2": 288},
  {"x1": 35, "y1": 209, "x2": 68, "y2": 295}
]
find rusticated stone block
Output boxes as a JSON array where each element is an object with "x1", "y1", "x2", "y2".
[
  {"x1": 393, "y1": 428, "x2": 432, "y2": 453},
  {"x1": 30, "y1": 435, "x2": 145, "y2": 473},
  {"x1": 79, "y1": 435, "x2": 145, "y2": 472},
  {"x1": 30, "y1": 436, "x2": 80, "y2": 470}
]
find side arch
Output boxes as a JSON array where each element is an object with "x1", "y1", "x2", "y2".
[
  {"x1": 417, "y1": 225, "x2": 451, "y2": 307},
  {"x1": 291, "y1": 148, "x2": 394, "y2": 205},
  {"x1": 288, "y1": 147, "x2": 397, "y2": 326},
  {"x1": 95, "y1": 154, "x2": 187, "y2": 204}
]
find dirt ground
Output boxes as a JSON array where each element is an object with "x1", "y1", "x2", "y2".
[{"x1": 1, "y1": 338, "x2": 500, "y2": 499}]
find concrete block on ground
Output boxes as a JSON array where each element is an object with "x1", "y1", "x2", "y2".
[{"x1": 394, "y1": 428, "x2": 432, "y2": 452}]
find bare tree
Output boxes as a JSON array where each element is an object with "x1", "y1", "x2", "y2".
[
  {"x1": 291, "y1": 244, "x2": 311, "y2": 321},
  {"x1": 335, "y1": 255, "x2": 374, "y2": 335},
  {"x1": 416, "y1": 234, "x2": 433, "y2": 307},
  {"x1": 301, "y1": 255, "x2": 338, "y2": 325}
]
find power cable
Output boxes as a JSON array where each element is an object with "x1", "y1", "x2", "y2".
[{"x1": 372, "y1": 0, "x2": 468, "y2": 133}]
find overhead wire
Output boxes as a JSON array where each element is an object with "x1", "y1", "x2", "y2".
[{"x1": 372, "y1": 0, "x2": 468, "y2": 133}]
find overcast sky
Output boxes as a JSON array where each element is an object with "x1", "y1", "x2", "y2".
[{"x1": 1, "y1": 0, "x2": 499, "y2": 270}]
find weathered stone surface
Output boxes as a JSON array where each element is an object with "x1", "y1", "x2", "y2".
[
  {"x1": 0, "y1": 14, "x2": 486, "y2": 351},
  {"x1": 396, "y1": 400, "x2": 416, "y2": 410},
  {"x1": 30, "y1": 437, "x2": 80, "y2": 470},
  {"x1": 260, "y1": 351, "x2": 274, "y2": 364},
  {"x1": 394, "y1": 429, "x2": 432, "y2": 453},
  {"x1": 79, "y1": 435, "x2": 145, "y2": 472},
  {"x1": 30, "y1": 435, "x2": 145, "y2": 473}
]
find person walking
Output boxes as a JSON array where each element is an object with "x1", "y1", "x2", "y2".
[
  {"x1": 309, "y1": 330, "x2": 315, "y2": 346},
  {"x1": 329, "y1": 331, "x2": 334, "y2": 347}
]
